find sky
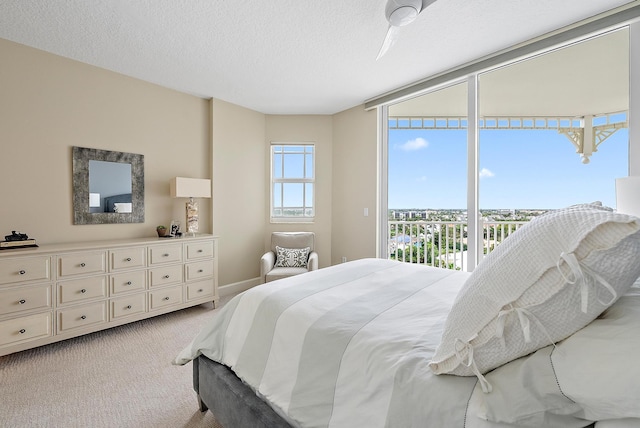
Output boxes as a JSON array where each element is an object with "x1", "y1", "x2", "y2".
[{"x1": 388, "y1": 125, "x2": 629, "y2": 210}]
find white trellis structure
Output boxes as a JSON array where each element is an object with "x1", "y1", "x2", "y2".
[{"x1": 388, "y1": 111, "x2": 628, "y2": 164}]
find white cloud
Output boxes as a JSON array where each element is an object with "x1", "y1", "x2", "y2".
[
  {"x1": 417, "y1": 176, "x2": 427, "y2": 182},
  {"x1": 397, "y1": 137, "x2": 428, "y2": 151},
  {"x1": 479, "y1": 168, "x2": 495, "y2": 178}
]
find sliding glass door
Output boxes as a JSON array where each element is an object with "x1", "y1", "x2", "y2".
[{"x1": 383, "y1": 27, "x2": 630, "y2": 271}]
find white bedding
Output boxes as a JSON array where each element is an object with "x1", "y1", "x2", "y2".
[{"x1": 175, "y1": 258, "x2": 638, "y2": 428}]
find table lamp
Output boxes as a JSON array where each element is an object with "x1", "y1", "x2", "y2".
[
  {"x1": 170, "y1": 177, "x2": 211, "y2": 235},
  {"x1": 615, "y1": 176, "x2": 640, "y2": 217}
]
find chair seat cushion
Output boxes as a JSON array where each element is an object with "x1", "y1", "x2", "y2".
[{"x1": 265, "y1": 267, "x2": 309, "y2": 283}]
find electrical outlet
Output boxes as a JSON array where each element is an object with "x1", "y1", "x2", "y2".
[{"x1": 341, "y1": 256, "x2": 347, "y2": 263}]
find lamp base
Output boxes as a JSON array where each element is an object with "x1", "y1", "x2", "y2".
[{"x1": 186, "y1": 198, "x2": 199, "y2": 235}]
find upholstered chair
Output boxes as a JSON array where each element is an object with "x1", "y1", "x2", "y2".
[{"x1": 260, "y1": 232, "x2": 318, "y2": 283}]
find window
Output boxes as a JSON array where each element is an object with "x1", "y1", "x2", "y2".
[
  {"x1": 382, "y1": 27, "x2": 630, "y2": 271},
  {"x1": 271, "y1": 144, "x2": 315, "y2": 222}
]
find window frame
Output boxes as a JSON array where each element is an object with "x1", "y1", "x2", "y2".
[{"x1": 270, "y1": 143, "x2": 316, "y2": 223}]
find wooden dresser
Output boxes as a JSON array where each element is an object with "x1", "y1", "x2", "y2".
[{"x1": 0, "y1": 234, "x2": 218, "y2": 357}]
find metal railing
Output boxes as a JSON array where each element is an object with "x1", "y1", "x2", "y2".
[{"x1": 388, "y1": 220, "x2": 527, "y2": 270}]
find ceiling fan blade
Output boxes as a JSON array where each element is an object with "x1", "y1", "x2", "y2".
[
  {"x1": 376, "y1": 25, "x2": 400, "y2": 61},
  {"x1": 421, "y1": 0, "x2": 437, "y2": 11}
]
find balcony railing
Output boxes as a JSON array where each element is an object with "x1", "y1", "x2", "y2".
[{"x1": 388, "y1": 220, "x2": 527, "y2": 270}]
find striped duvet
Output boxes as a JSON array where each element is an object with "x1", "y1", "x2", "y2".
[{"x1": 175, "y1": 258, "x2": 479, "y2": 427}]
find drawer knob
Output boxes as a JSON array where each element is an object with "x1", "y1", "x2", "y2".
[
  {"x1": 163, "y1": 253, "x2": 169, "y2": 257},
  {"x1": 18, "y1": 270, "x2": 26, "y2": 275},
  {"x1": 81, "y1": 315, "x2": 87, "y2": 320},
  {"x1": 198, "y1": 288, "x2": 203, "y2": 293},
  {"x1": 198, "y1": 249, "x2": 203, "y2": 253},
  {"x1": 80, "y1": 288, "x2": 87, "y2": 293},
  {"x1": 163, "y1": 275, "x2": 170, "y2": 279},
  {"x1": 198, "y1": 269, "x2": 203, "y2": 273},
  {"x1": 125, "y1": 257, "x2": 132, "y2": 262},
  {"x1": 126, "y1": 281, "x2": 132, "y2": 285},
  {"x1": 18, "y1": 299, "x2": 26, "y2": 304},
  {"x1": 19, "y1": 329, "x2": 26, "y2": 334},
  {"x1": 80, "y1": 263, "x2": 86, "y2": 267},
  {"x1": 163, "y1": 296, "x2": 170, "y2": 301},
  {"x1": 126, "y1": 305, "x2": 132, "y2": 310}
]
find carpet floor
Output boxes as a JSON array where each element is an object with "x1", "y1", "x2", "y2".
[{"x1": 0, "y1": 296, "x2": 235, "y2": 428}]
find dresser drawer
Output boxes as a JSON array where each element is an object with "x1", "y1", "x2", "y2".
[
  {"x1": 186, "y1": 280, "x2": 214, "y2": 301},
  {"x1": 57, "y1": 276, "x2": 107, "y2": 305},
  {"x1": 186, "y1": 241, "x2": 214, "y2": 260},
  {"x1": 110, "y1": 293, "x2": 146, "y2": 320},
  {"x1": 149, "y1": 286, "x2": 183, "y2": 310},
  {"x1": 110, "y1": 247, "x2": 146, "y2": 271},
  {"x1": 148, "y1": 265, "x2": 182, "y2": 287},
  {"x1": 0, "y1": 284, "x2": 52, "y2": 316},
  {"x1": 185, "y1": 260, "x2": 214, "y2": 281},
  {"x1": 57, "y1": 302, "x2": 107, "y2": 332},
  {"x1": 148, "y1": 244, "x2": 183, "y2": 265},
  {"x1": 0, "y1": 312, "x2": 52, "y2": 348},
  {"x1": 0, "y1": 256, "x2": 51, "y2": 285},
  {"x1": 110, "y1": 270, "x2": 146, "y2": 295},
  {"x1": 58, "y1": 251, "x2": 107, "y2": 278}
]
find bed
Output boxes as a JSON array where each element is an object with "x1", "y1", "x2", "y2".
[{"x1": 175, "y1": 203, "x2": 640, "y2": 428}]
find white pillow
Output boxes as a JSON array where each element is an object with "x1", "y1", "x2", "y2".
[
  {"x1": 476, "y1": 289, "x2": 640, "y2": 426},
  {"x1": 274, "y1": 246, "x2": 310, "y2": 268},
  {"x1": 429, "y1": 203, "x2": 640, "y2": 392},
  {"x1": 113, "y1": 202, "x2": 132, "y2": 213}
]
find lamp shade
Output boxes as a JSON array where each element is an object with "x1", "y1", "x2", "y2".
[
  {"x1": 170, "y1": 177, "x2": 211, "y2": 198},
  {"x1": 615, "y1": 176, "x2": 640, "y2": 217}
]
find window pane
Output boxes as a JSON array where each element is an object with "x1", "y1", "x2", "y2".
[
  {"x1": 272, "y1": 183, "x2": 282, "y2": 208},
  {"x1": 282, "y1": 183, "x2": 303, "y2": 207},
  {"x1": 305, "y1": 153, "x2": 314, "y2": 178},
  {"x1": 478, "y1": 29, "x2": 628, "y2": 211},
  {"x1": 273, "y1": 153, "x2": 283, "y2": 178},
  {"x1": 283, "y1": 153, "x2": 304, "y2": 178},
  {"x1": 388, "y1": 82, "x2": 468, "y2": 210},
  {"x1": 305, "y1": 183, "x2": 313, "y2": 208}
]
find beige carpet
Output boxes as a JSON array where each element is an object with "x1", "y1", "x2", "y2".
[{"x1": 0, "y1": 296, "x2": 235, "y2": 428}]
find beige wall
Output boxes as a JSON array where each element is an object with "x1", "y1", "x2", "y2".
[
  {"x1": 0, "y1": 37, "x2": 380, "y2": 290},
  {"x1": 211, "y1": 99, "x2": 267, "y2": 287},
  {"x1": 331, "y1": 106, "x2": 378, "y2": 264},
  {"x1": 0, "y1": 38, "x2": 211, "y2": 245},
  {"x1": 264, "y1": 115, "x2": 334, "y2": 268}
]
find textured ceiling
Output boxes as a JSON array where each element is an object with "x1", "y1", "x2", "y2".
[{"x1": 0, "y1": 0, "x2": 635, "y2": 114}]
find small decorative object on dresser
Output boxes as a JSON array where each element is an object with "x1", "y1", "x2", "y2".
[
  {"x1": 0, "y1": 234, "x2": 218, "y2": 357},
  {"x1": 170, "y1": 220, "x2": 182, "y2": 238},
  {"x1": 156, "y1": 225, "x2": 167, "y2": 237},
  {"x1": 1, "y1": 231, "x2": 38, "y2": 250}
]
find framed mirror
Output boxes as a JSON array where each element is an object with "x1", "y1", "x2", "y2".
[{"x1": 72, "y1": 146, "x2": 145, "y2": 224}]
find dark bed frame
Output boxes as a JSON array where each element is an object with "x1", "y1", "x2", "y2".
[{"x1": 193, "y1": 355, "x2": 292, "y2": 428}]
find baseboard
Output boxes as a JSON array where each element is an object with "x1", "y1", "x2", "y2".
[{"x1": 219, "y1": 277, "x2": 261, "y2": 296}]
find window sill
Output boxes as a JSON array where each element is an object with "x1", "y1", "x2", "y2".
[{"x1": 270, "y1": 218, "x2": 315, "y2": 224}]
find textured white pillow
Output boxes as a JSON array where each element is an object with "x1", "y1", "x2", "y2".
[
  {"x1": 274, "y1": 246, "x2": 310, "y2": 268},
  {"x1": 429, "y1": 203, "x2": 640, "y2": 392}
]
